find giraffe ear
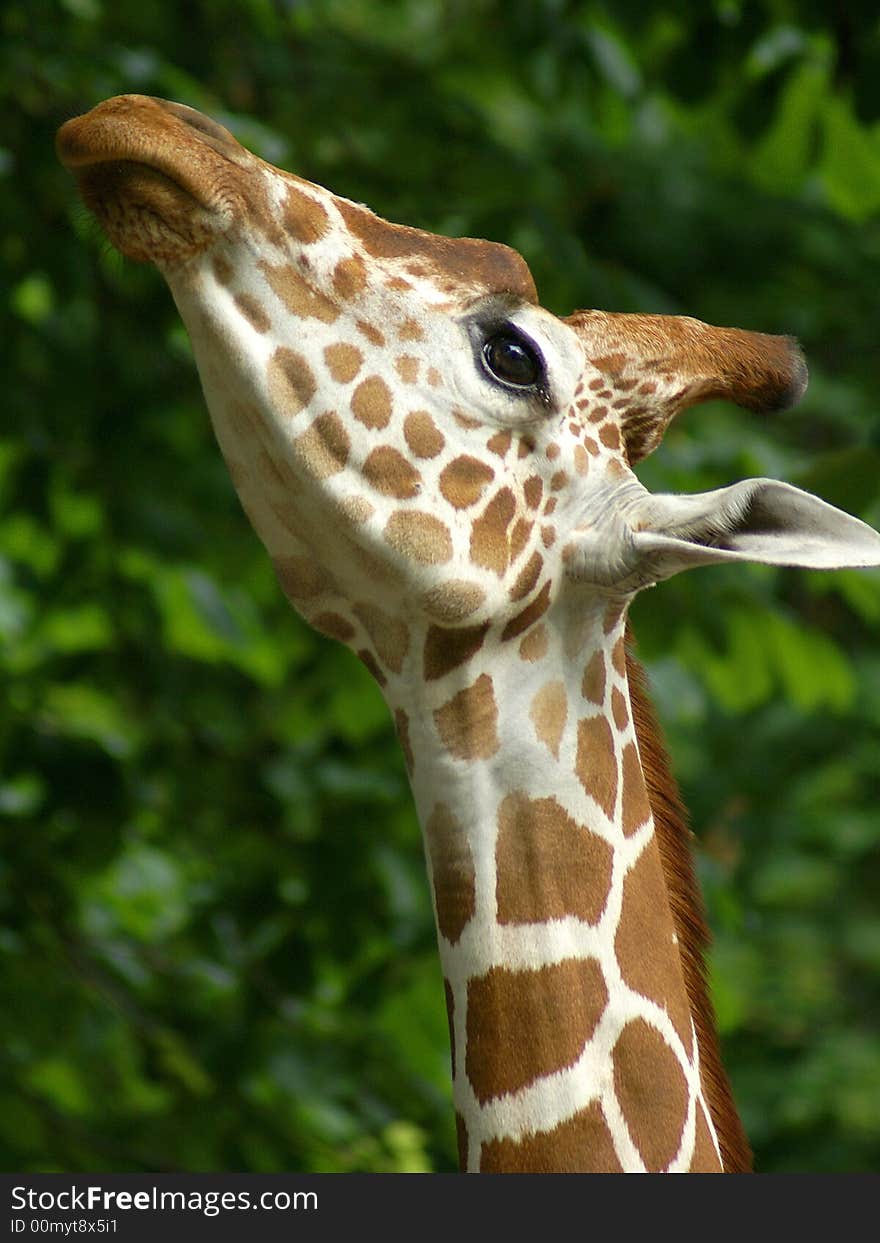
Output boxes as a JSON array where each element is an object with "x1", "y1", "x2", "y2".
[{"x1": 628, "y1": 478, "x2": 880, "y2": 582}]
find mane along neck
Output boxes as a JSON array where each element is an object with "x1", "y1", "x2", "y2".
[{"x1": 625, "y1": 627, "x2": 752, "y2": 1173}]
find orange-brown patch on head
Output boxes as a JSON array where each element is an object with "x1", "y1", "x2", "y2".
[
  {"x1": 479, "y1": 1102, "x2": 623, "y2": 1173},
  {"x1": 260, "y1": 259, "x2": 339, "y2": 324},
  {"x1": 615, "y1": 840, "x2": 694, "y2": 1055},
  {"x1": 324, "y1": 341, "x2": 363, "y2": 383},
  {"x1": 466, "y1": 958, "x2": 607, "y2": 1102},
  {"x1": 363, "y1": 444, "x2": 421, "y2": 499},
  {"x1": 527, "y1": 682, "x2": 568, "y2": 760},
  {"x1": 268, "y1": 346, "x2": 317, "y2": 416},
  {"x1": 590, "y1": 351, "x2": 627, "y2": 376},
  {"x1": 434, "y1": 672, "x2": 499, "y2": 761},
  {"x1": 351, "y1": 375, "x2": 393, "y2": 428},
  {"x1": 613, "y1": 1018, "x2": 689, "y2": 1172},
  {"x1": 335, "y1": 198, "x2": 538, "y2": 301},
  {"x1": 500, "y1": 580, "x2": 551, "y2": 642},
  {"x1": 384, "y1": 510, "x2": 453, "y2": 566},
  {"x1": 420, "y1": 579, "x2": 486, "y2": 623},
  {"x1": 575, "y1": 715, "x2": 618, "y2": 819},
  {"x1": 470, "y1": 487, "x2": 516, "y2": 574},
  {"x1": 440, "y1": 455, "x2": 496, "y2": 509},
  {"x1": 423, "y1": 622, "x2": 490, "y2": 681},
  {"x1": 292, "y1": 410, "x2": 350, "y2": 479},
  {"x1": 574, "y1": 444, "x2": 590, "y2": 476},
  {"x1": 496, "y1": 793, "x2": 612, "y2": 924},
  {"x1": 404, "y1": 410, "x2": 445, "y2": 458},
  {"x1": 425, "y1": 802, "x2": 477, "y2": 944}
]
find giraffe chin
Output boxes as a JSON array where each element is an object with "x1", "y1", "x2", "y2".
[{"x1": 72, "y1": 160, "x2": 219, "y2": 265}]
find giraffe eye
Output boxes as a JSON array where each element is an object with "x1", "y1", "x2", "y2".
[{"x1": 481, "y1": 330, "x2": 544, "y2": 389}]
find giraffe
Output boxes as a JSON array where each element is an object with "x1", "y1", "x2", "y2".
[{"x1": 57, "y1": 95, "x2": 880, "y2": 1173}]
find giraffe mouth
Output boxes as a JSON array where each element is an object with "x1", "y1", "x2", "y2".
[{"x1": 57, "y1": 95, "x2": 243, "y2": 264}]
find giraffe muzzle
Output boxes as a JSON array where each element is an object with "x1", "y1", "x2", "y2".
[{"x1": 56, "y1": 95, "x2": 248, "y2": 264}]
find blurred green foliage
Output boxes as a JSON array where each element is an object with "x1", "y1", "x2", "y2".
[{"x1": 3, "y1": 0, "x2": 880, "y2": 1172}]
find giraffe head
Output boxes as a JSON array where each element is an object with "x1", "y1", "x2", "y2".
[{"x1": 57, "y1": 95, "x2": 880, "y2": 682}]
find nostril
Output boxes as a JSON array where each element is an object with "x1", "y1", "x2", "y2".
[{"x1": 156, "y1": 99, "x2": 239, "y2": 150}]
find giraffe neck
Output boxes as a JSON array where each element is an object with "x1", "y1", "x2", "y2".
[{"x1": 389, "y1": 598, "x2": 737, "y2": 1172}]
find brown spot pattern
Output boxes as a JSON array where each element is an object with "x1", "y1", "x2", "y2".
[
  {"x1": 234, "y1": 292, "x2": 270, "y2": 332},
  {"x1": 423, "y1": 622, "x2": 490, "y2": 681},
  {"x1": 466, "y1": 958, "x2": 607, "y2": 1102},
  {"x1": 439, "y1": 455, "x2": 495, "y2": 509},
  {"x1": 351, "y1": 375, "x2": 393, "y2": 428},
  {"x1": 283, "y1": 184, "x2": 329, "y2": 243},
  {"x1": 293, "y1": 411, "x2": 350, "y2": 479},
  {"x1": 260, "y1": 260, "x2": 339, "y2": 323},
  {"x1": 528, "y1": 682, "x2": 567, "y2": 759},
  {"x1": 611, "y1": 686, "x2": 629, "y2": 731},
  {"x1": 523, "y1": 476, "x2": 543, "y2": 509},
  {"x1": 363, "y1": 445, "x2": 421, "y2": 499},
  {"x1": 495, "y1": 793, "x2": 612, "y2": 925},
  {"x1": 384, "y1": 510, "x2": 452, "y2": 565},
  {"x1": 479, "y1": 1102, "x2": 623, "y2": 1173},
  {"x1": 510, "y1": 551, "x2": 542, "y2": 601},
  {"x1": 404, "y1": 411, "x2": 445, "y2": 458},
  {"x1": 433, "y1": 673, "x2": 499, "y2": 761},
  {"x1": 613, "y1": 1018, "x2": 689, "y2": 1171},
  {"x1": 487, "y1": 430, "x2": 512, "y2": 456},
  {"x1": 621, "y1": 742, "x2": 651, "y2": 835},
  {"x1": 425, "y1": 802, "x2": 477, "y2": 944},
  {"x1": 519, "y1": 624, "x2": 549, "y2": 662},
  {"x1": 395, "y1": 355, "x2": 419, "y2": 384},
  {"x1": 312, "y1": 611, "x2": 355, "y2": 642},
  {"x1": 581, "y1": 651, "x2": 606, "y2": 705},
  {"x1": 353, "y1": 602, "x2": 410, "y2": 674},
  {"x1": 268, "y1": 347, "x2": 317, "y2": 416},
  {"x1": 576, "y1": 715, "x2": 618, "y2": 818},
  {"x1": 272, "y1": 555, "x2": 332, "y2": 602},
  {"x1": 470, "y1": 487, "x2": 516, "y2": 573},
  {"x1": 501, "y1": 580, "x2": 552, "y2": 642},
  {"x1": 323, "y1": 342, "x2": 363, "y2": 383},
  {"x1": 332, "y1": 254, "x2": 367, "y2": 299},
  {"x1": 394, "y1": 708, "x2": 414, "y2": 775},
  {"x1": 615, "y1": 841, "x2": 694, "y2": 1056},
  {"x1": 690, "y1": 1104, "x2": 723, "y2": 1172},
  {"x1": 420, "y1": 579, "x2": 486, "y2": 623}
]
